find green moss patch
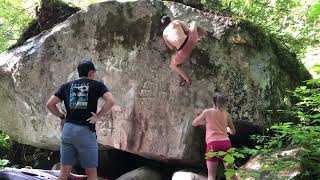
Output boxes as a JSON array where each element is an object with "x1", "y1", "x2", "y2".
[{"x1": 95, "y1": 5, "x2": 151, "y2": 51}]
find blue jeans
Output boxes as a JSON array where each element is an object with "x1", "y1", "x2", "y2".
[{"x1": 60, "y1": 122, "x2": 98, "y2": 168}]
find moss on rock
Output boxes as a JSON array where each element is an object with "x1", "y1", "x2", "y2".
[
  {"x1": 95, "y1": 6, "x2": 151, "y2": 51},
  {"x1": 71, "y1": 18, "x2": 85, "y2": 36}
]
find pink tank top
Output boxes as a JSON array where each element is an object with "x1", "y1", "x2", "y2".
[{"x1": 205, "y1": 109, "x2": 229, "y2": 143}]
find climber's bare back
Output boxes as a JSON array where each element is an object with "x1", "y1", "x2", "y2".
[{"x1": 163, "y1": 20, "x2": 188, "y2": 50}]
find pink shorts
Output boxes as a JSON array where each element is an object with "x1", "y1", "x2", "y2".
[
  {"x1": 174, "y1": 27, "x2": 199, "y2": 65},
  {"x1": 206, "y1": 140, "x2": 232, "y2": 162}
]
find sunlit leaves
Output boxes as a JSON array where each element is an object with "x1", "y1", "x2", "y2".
[
  {"x1": 211, "y1": 0, "x2": 320, "y2": 56},
  {"x1": 309, "y1": 0, "x2": 320, "y2": 16},
  {"x1": 0, "y1": 159, "x2": 9, "y2": 169},
  {"x1": 0, "y1": 132, "x2": 10, "y2": 169},
  {"x1": 225, "y1": 169, "x2": 236, "y2": 178},
  {"x1": 311, "y1": 64, "x2": 320, "y2": 74},
  {"x1": 0, "y1": 0, "x2": 99, "y2": 53},
  {"x1": 0, "y1": 133, "x2": 10, "y2": 150},
  {"x1": 0, "y1": 0, "x2": 33, "y2": 52},
  {"x1": 223, "y1": 154, "x2": 236, "y2": 164}
]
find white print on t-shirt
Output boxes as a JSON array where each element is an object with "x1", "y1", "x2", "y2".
[{"x1": 69, "y1": 83, "x2": 89, "y2": 109}]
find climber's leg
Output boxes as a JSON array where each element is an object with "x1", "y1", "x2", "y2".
[{"x1": 170, "y1": 55, "x2": 191, "y2": 86}]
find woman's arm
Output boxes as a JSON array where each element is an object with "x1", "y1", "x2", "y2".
[
  {"x1": 192, "y1": 110, "x2": 206, "y2": 127},
  {"x1": 227, "y1": 113, "x2": 236, "y2": 135}
]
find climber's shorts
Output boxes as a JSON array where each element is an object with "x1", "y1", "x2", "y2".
[
  {"x1": 174, "y1": 24, "x2": 199, "y2": 65},
  {"x1": 205, "y1": 140, "x2": 232, "y2": 162},
  {"x1": 60, "y1": 122, "x2": 98, "y2": 168}
]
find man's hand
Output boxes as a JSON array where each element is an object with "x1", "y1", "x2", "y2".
[
  {"x1": 86, "y1": 112, "x2": 101, "y2": 124},
  {"x1": 86, "y1": 92, "x2": 114, "y2": 124},
  {"x1": 60, "y1": 119, "x2": 65, "y2": 130},
  {"x1": 59, "y1": 114, "x2": 65, "y2": 130}
]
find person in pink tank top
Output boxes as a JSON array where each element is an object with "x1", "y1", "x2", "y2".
[
  {"x1": 192, "y1": 91, "x2": 236, "y2": 180},
  {"x1": 161, "y1": 16, "x2": 214, "y2": 86}
]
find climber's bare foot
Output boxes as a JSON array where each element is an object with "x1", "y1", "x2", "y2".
[{"x1": 179, "y1": 77, "x2": 192, "y2": 87}]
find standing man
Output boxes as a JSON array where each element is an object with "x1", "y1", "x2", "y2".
[
  {"x1": 46, "y1": 59, "x2": 114, "y2": 180},
  {"x1": 161, "y1": 16, "x2": 213, "y2": 86}
]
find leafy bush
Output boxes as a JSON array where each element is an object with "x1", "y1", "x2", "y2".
[
  {"x1": 0, "y1": 159, "x2": 9, "y2": 169},
  {"x1": 0, "y1": 132, "x2": 10, "y2": 169},
  {"x1": 201, "y1": 0, "x2": 320, "y2": 56},
  {"x1": 0, "y1": 0, "x2": 33, "y2": 52}
]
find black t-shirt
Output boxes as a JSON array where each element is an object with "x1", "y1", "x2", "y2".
[{"x1": 54, "y1": 79, "x2": 109, "y2": 131}]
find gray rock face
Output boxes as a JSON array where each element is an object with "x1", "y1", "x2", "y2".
[
  {"x1": 116, "y1": 167, "x2": 162, "y2": 180},
  {"x1": 0, "y1": 0, "x2": 310, "y2": 164}
]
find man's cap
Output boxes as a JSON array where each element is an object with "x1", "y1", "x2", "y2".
[{"x1": 77, "y1": 58, "x2": 96, "y2": 73}]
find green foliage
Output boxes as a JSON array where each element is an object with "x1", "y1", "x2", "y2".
[
  {"x1": 206, "y1": 148, "x2": 247, "y2": 178},
  {"x1": 248, "y1": 66, "x2": 320, "y2": 178},
  {"x1": 0, "y1": 0, "x2": 99, "y2": 53},
  {"x1": 0, "y1": 132, "x2": 10, "y2": 169},
  {"x1": 201, "y1": 0, "x2": 320, "y2": 57},
  {"x1": 0, "y1": 159, "x2": 9, "y2": 169},
  {"x1": 309, "y1": 1, "x2": 320, "y2": 19},
  {"x1": 311, "y1": 64, "x2": 320, "y2": 75},
  {"x1": 0, "y1": 132, "x2": 10, "y2": 150},
  {"x1": 206, "y1": 65, "x2": 320, "y2": 178},
  {"x1": 0, "y1": 0, "x2": 33, "y2": 52}
]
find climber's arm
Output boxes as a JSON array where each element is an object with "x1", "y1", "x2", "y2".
[{"x1": 176, "y1": 20, "x2": 190, "y2": 35}]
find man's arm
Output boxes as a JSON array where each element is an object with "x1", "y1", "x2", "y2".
[
  {"x1": 96, "y1": 92, "x2": 115, "y2": 118},
  {"x1": 46, "y1": 95, "x2": 65, "y2": 120},
  {"x1": 87, "y1": 92, "x2": 115, "y2": 124},
  {"x1": 192, "y1": 110, "x2": 206, "y2": 127},
  {"x1": 227, "y1": 113, "x2": 236, "y2": 135}
]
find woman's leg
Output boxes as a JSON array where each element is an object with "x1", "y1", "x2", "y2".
[{"x1": 207, "y1": 160, "x2": 219, "y2": 180}]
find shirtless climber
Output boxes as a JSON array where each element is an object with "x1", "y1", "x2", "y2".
[{"x1": 161, "y1": 16, "x2": 214, "y2": 86}]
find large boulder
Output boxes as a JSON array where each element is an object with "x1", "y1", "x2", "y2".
[
  {"x1": 116, "y1": 167, "x2": 162, "y2": 180},
  {"x1": 0, "y1": 0, "x2": 310, "y2": 164},
  {"x1": 172, "y1": 171, "x2": 207, "y2": 180}
]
